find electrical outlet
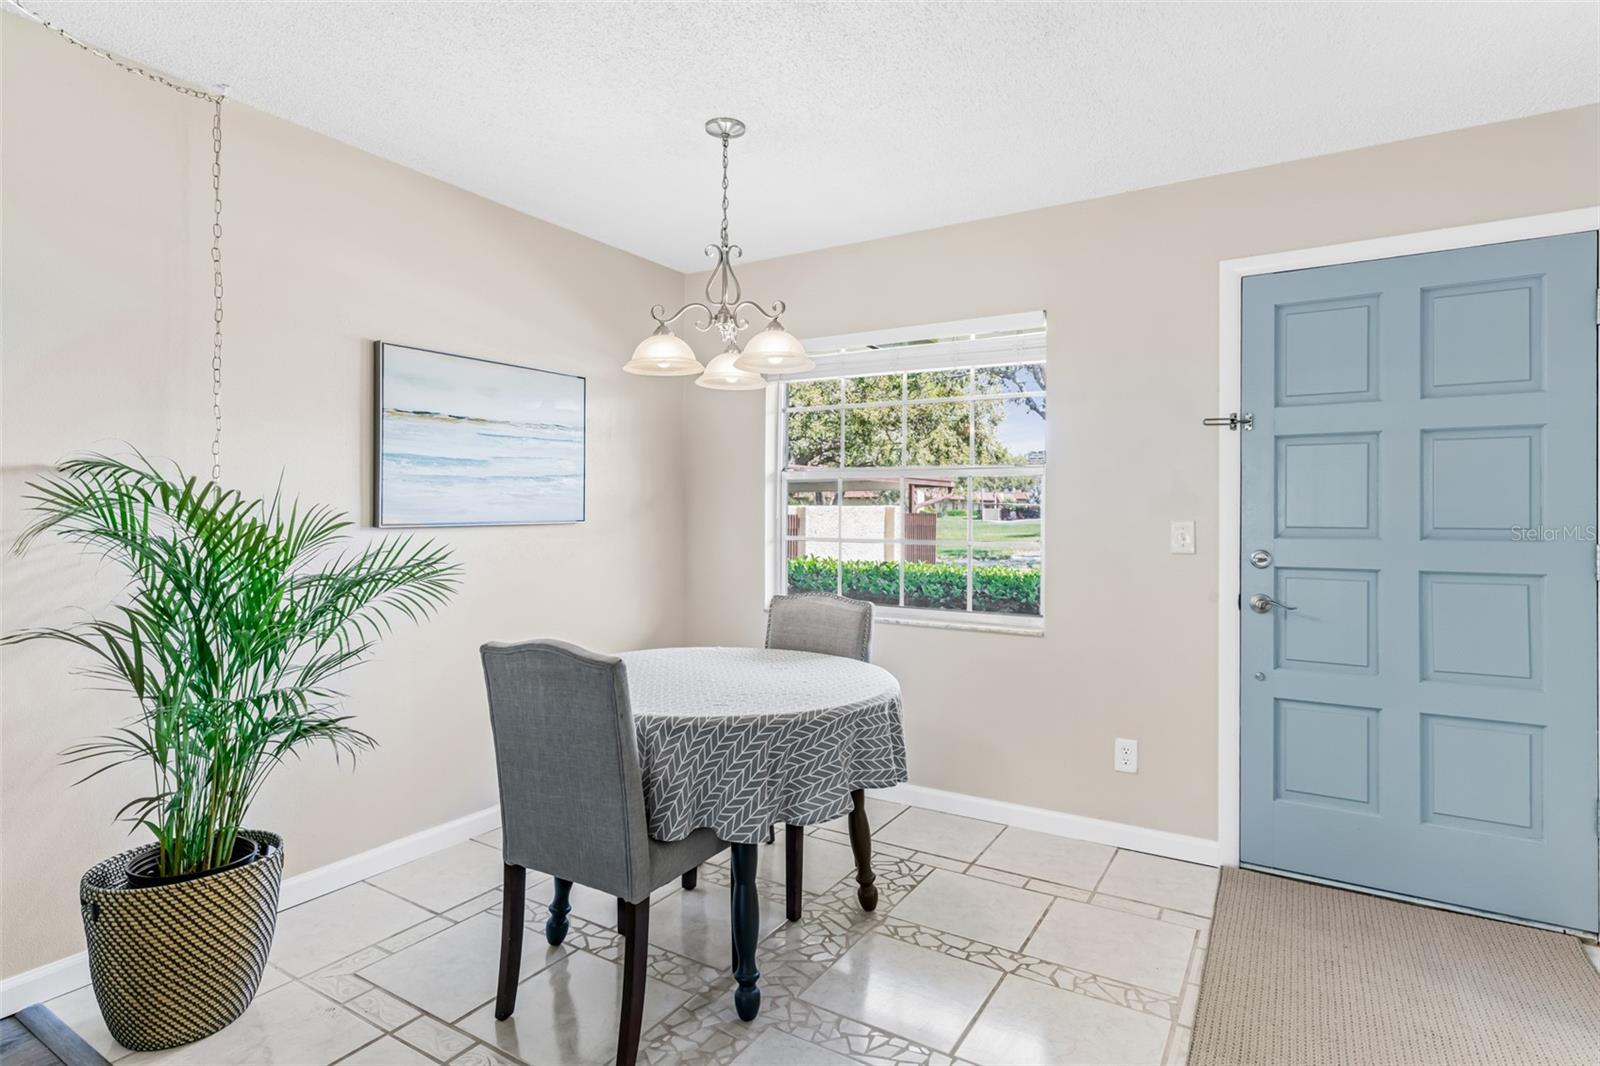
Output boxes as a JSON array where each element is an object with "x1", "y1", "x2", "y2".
[
  {"x1": 1170, "y1": 520, "x2": 1196, "y2": 554},
  {"x1": 1114, "y1": 737, "x2": 1138, "y2": 774}
]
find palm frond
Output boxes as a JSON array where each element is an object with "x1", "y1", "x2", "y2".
[{"x1": 6, "y1": 452, "x2": 458, "y2": 876}]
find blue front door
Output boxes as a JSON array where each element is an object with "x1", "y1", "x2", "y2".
[{"x1": 1239, "y1": 232, "x2": 1599, "y2": 932}]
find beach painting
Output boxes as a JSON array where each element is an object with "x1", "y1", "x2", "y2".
[{"x1": 376, "y1": 342, "x2": 585, "y2": 526}]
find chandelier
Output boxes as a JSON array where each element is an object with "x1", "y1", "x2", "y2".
[{"x1": 624, "y1": 117, "x2": 812, "y2": 389}]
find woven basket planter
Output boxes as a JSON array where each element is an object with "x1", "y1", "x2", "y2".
[{"x1": 79, "y1": 830, "x2": 284, "y2": 1052}]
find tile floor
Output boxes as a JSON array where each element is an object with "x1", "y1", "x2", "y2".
[{"x1": 49, "y1": 799, "x2": 1225, "y2": 1065}]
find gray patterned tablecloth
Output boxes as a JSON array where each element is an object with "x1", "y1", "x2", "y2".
[{"x1": 621, "y1": 647, "x2": 908, "y2": 845}]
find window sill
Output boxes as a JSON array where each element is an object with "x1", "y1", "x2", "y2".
[{"x1": 875, "y1": 611, "x2": 1045, "y2": 638}]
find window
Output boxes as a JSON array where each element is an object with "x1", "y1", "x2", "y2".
[{"x1": 775, "y1": 317, "x2": 1046, "y2": 630}]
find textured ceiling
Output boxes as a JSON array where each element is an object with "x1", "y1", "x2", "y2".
[{"x1": 14, "y1": 1, "x2": 1599, "y2": 271}]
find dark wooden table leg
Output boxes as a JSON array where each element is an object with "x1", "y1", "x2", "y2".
[
  {"x1": 496, "y1": 864, "x2": 526, "y2": 1020},
  {"x1": 616, "y1": 897, "x2": 650, "y2": 1066},
  {"x1": 847, "y1": 789, "x2": 879, "y2": 911},
  {"x1": 682, "y1": 866, "x2": 698, "y2": 891},
  {"x1": 785, "y1": 824, "x2": 804, "y2": 922},
  {"x1": 545, "y1": 876, "x2": 572, "y2": 947},
  {"x1": 730, "y1": 842, "x2": 762, "y2": 1021}
]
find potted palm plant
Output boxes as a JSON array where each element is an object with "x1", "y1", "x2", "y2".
[{"x1": 3, "y1": 454, "x2": 459, "y2": 1051}]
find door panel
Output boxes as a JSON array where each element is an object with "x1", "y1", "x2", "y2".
[{"x1": 1240, "y1": 232, "x2": 1599, "y2": 932}]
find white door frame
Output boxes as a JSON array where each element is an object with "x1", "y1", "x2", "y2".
[{"x1": 1215, "y1": 207, "x2": 1600, "y2": 867}]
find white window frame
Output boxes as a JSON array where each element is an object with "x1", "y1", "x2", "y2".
[{"x1": 767, "y1": 313, "x2": 1047, "y2": 636}]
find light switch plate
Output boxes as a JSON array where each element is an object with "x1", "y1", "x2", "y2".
[{"x1": 1170, "y1": 520, "x2": 1196, "y2": 554}]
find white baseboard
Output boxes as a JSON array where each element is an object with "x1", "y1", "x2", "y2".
[
  {"x1": 0, "y1": 953, "x2": 90, "y2": 1020},
  {"x1": 0, "y1": 804, "x2": 501, "y2": 1016},
  {"x1": 879, "y1": 783, "x2": 1221, "y2": 867}
]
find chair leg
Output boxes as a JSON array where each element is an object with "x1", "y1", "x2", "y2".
[
  {"x1": 785, "y1": 824, "x2": 804, "y2": 922},
  {"x1": 847, "y1": 789, "x2": 879, "y2": 911},
  {"x1": 616, "y1": 897, "x2": 650, "y2": 1066},
  {"x1": 682, "y1": 866, "x2": 698, "y2": 891},
  {"x1": 495, "y1": 864, "x2": 526, "y2": 1020},
  {"x1": 546, "y1": 877, "x2": 572, "y2": 947}
]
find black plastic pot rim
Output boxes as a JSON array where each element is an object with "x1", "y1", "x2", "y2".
[{"x1": 123, "y1": 835, "x2": 272, "y2": 890}]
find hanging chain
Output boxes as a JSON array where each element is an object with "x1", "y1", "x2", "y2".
[
  {"x1": 719, "y1": 133, "x2": 731, "y2": 249},
  {"x1": 10, "y1": 2, "x2": 223, "y2": 104},
  {"x1": 11, "y1": 0, "x2": 227, "y2": 479},
  {"x1": 209, "y1": 97, "x2": 224, "y2": 481}
]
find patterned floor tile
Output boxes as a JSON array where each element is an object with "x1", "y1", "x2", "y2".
[
  {"x1": 118, "y1": 983, "x2": 378, "y2": 1066},
  {"x1": 1095, "y1": 851, "x2": 1220, "y2": 918},
  {"x1": 273, "y1": 883, "x2": 429, "y2": 977},
  {"x1": 345, "y1": 987, "x2": 422, "y2": 1031},
  {"x1": 395, "y1": 1016, "x2": 475, "y2": 1060},
  {"x1": 457, "y1": 949, "x2": 690, "y2": 1065},
  {"x1": 1023, "y1": 897, "x2": 1195, "y2": 996},
  {"x1": 337, "y1": 1035, "x2": 434, "y2": 1065},
  {"x1": 367, "y1": 842, "x2": 512, "y2": 914},
  {"x1": 956, "y1": 974, "x2": 1170, "y2": 1065},
  {"x1": 872, "y1": 810, "x2": 1003, "y2": 863},
  {"x1": 799, "y1": 934, "x2": 1000, "y2": 1052},
  {"x1": 50, "y1": 805, "x2": 1240, "y2": 1066}
]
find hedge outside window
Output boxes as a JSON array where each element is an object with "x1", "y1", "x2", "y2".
[{"x1": 780, "y1": 356, "x2": 1045, "y2": 621}]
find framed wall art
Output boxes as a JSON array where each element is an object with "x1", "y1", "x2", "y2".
[{"x1": 375, "y1": 342, "x2": 586, "y2": 527}]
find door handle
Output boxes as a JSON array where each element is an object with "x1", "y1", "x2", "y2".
[
  {"x1": 1203, "y1": 412, "x2": 1254, "y2": 431},
  {"x1": 1248, "y1": 594, "x2": 1296, "y2": 614}
]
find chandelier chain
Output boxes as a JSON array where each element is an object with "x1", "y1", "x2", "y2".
[
  {"x1": 11, "y1": 0, "x2": 226, "y2": 479},
  {"x1": 720, "y1": 133, "x2": 731, "y2": 249}
]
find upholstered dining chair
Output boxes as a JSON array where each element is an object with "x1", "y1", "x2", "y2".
[
  {"x1": 480, "y1": 639, "x2": 728, "y2": 1066},
  {"x1": 764, "y1": 591, "x2": 874, "y2": 662},
  {"x1": 683, "y1": 593, "x2": 878, "y2": 921}
]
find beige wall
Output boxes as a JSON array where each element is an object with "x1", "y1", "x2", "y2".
[
  {"x1": 1, "y1": 15, "x2": 686, "y2": 978},
  {"x1": 680, "y1": 106, "x2": 1600, "y2": 841}
]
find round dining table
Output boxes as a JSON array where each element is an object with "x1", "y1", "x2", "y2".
[{"x1": 617, "y1": 646, "x2": 908, "y2": 1019}]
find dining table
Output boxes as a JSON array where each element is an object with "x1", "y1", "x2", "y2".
[{"x1": 616, "y1": 645, "x2": 908, "y2": 1020}]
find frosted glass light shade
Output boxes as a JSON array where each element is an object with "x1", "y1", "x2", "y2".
[
  {"x1": 733, "y1": 325, "x2": 812, "y2": 373},
  {"x1": 696, "y1": 348, "x2": 766, "y2": 391},
  {"x1": 623, "y1": 327, "x2": 702, "y2": 376}
]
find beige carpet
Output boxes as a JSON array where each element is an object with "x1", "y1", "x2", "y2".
[{"x1": 1191, "y1": 867, "x2": 1600, "y2": 1065}]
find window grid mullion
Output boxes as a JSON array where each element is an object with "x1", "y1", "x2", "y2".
[
  {"x1": 836, "y1": 400, "x2": 844, "y2": 596},
  {"x1": 783, "y1": 388, "x2": 1046, "y2": 415},
  {"x1": 898, "y1": 475, "x2": 907, "y2": 608},
  {"x1": 782, "y1": 362, "x2": 1041, "y2": 622},
  {"x1": 834, "y1": 473, "x2": 843, "y2": 596},
  {"x1": 899, "y1": 373, "x2": 908, "y2": 469},
  {"x1": 898, "y1": 376, "x2": 908, "y2": 610}
]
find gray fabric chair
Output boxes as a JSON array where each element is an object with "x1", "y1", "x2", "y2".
[
  {"x1": 480, "y1": 639, "x2": 727, "y2": 1066},
  {"x1": 765, "y1": 591, "x2": 874, "y2": 661}
]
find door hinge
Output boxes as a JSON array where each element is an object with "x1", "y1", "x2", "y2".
[{"x1": 1594, "y1": 287, "x2": 1599, "y2": 325}]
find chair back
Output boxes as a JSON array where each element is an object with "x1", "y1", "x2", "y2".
[
  {"x1": 480, "y1": 639, "x2": 651, "y2": 901},
  {"x1": 765, "y1": 593, "x2": 873, "y2": 661}
]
